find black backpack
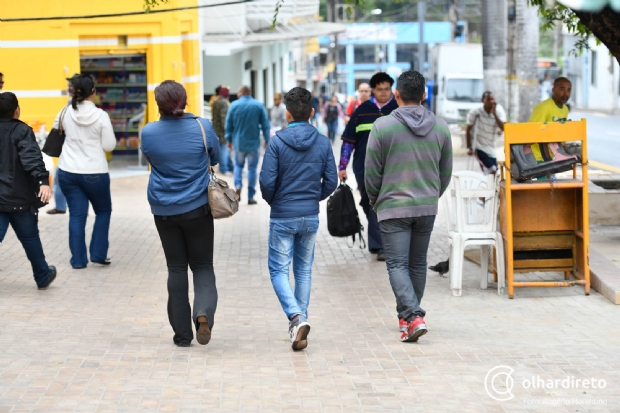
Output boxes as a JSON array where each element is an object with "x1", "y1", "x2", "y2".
[{"x1": 326, "y1": 182, "x2": 366, "y2": 248}]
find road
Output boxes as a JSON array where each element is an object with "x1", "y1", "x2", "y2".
[{"x1": 571, "y1": 110, "x2": 620, "y2": 171}]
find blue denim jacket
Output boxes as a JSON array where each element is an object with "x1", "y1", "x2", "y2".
[{"x1": 225, "y1": 96, "x2": 271, "y2": 153}]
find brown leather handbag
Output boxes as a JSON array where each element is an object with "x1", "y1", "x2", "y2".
[{"x1": 195, "y1": 118, "x2": 239, "y2": 219}]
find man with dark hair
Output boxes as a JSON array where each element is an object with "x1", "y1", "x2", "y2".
[
  {"x1": 339, "y1": 72, "x2": 398, "y2": 261},
  {"x1": 259, "y1": 87, "x2": 337, "y2": 351},
  {"x1": 225, "y1": 85, "x2": 270, "y2": 205},
  {"x1": 0, "y1": 92, "x2": 57, "y2": 290},
  {"x1": 465, "y1": 91, "x2": 506, "y2": 175},
  {"x1": 365, "y1": 70, "x2": 452, "y2": 342}
]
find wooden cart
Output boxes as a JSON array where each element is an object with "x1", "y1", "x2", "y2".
[{"x1": 499, "y1": 120, "x2": 590, "y2": 299}]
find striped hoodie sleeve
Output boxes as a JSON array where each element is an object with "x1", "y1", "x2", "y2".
[
  {"x1": 439, "y1": 126, "x2": 453, "y2": 197},
  {"x1": 364, "y1": 123, "x2": 383, "y2": 207}
]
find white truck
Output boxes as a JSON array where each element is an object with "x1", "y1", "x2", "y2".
[{"x1": 429, "y1": 43, "x2": 483, "y2": 122}]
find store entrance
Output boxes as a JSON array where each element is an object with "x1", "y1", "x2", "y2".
[{"x1": 80, "y1": 55, "x2": 147, "y2": 161}]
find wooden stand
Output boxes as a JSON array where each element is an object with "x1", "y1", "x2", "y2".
[{"x1": 499, "y1": 120, "x2": 590, "y2": 299}]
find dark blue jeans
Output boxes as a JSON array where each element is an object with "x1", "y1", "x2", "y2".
[
  {"x1": 58, "y1": 169, "x2": 112, "y2": 268},
  {"x1": 379, "y1": 216, "x2": 436, "y2": 322},
  {"x1": 355, "y1": 174, "x2": 382, "y2": 252},
  {"x1": 0, "y1": 210, "x2": 52, "y2": 287},
  {"x1": 325, "y1": 119, "x2": 338, "y2": 142}
]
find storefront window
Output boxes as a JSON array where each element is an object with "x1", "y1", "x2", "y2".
[{"x1": 354, "y1": 45, "x2": 376, "y2": 64}]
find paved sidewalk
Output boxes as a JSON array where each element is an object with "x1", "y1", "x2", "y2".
[{"x1": 1, "y1": 156, "x2": 619, "y2": 412}]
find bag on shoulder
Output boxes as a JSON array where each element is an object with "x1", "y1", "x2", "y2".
[
  {"x1": 326, "y1": 182, "x2": 365, "y2": 248},
  {"x1": 42, "y1": 105, "x2": 70, "y2": 157},
  {"x1": 195, "y1": 118, "x2": 240, "y2": 219}
]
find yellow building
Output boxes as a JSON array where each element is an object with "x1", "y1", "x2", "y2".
[{"x1": 0, "y1": 0, "x2": 201, "y2": 152}]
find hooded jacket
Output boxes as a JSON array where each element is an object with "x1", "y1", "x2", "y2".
[
  {"x1": 53, "y1": 101, "x2": 117, "y2": 174},
  {"x1": 364, "y1": 105, "x2": 453, "y2": 222},
  {"x1": 259, "y1": 121, "x2": 338, "y2": 218},
  {"x1": 0, "y1": 118, "x2": 49, "y2": 212}
]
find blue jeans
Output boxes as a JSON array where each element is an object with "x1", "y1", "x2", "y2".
[
  {"x1": 268, "y1": 215, "x2": 319, "y2": 320},
  {"x1": 234, "y1": 150, "x2": 259, "y2": 200},
  {"x1": 53, "y1": 166, "x2": 67, "y2": 211},
  {"x1": 219, "y1": 143, "x2": 234, "y2": 174},
  {"x1": 379, "y1": 216, "x2": 436, "y2": 321},
  {"x1": 58, "y1": 169, "x2": 112, "y2": 268},
  {"x1": 0, "y1": 210, "x2": 52, "y2": 287},
  {"x1": 325, "y1": 119, "x2": 338, "y2": 142}
]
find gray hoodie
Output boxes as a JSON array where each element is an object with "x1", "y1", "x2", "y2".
[{"x1": 364, "y1": 105, "x2": 453, "y2": 221}]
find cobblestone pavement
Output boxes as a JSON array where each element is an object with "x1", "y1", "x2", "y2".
[{"x1": 1, "y1": 155, "x2": 619, "y2": 413}]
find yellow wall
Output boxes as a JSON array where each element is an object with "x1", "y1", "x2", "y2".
[{"x1": 0, "y1": 0, "x2": 201, "y2": 128}]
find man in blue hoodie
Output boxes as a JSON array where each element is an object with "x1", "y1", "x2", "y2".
[{"x1": 259, "y1": 87, "x2": 338, "y2": 351}]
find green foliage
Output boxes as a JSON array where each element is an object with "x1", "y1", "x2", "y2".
[
  {"x1": 528, "y1": 0, "x2": 600, "y2": 56},
  {"x1": 143, "y1": 0, "x2": 169, "y2": 13}
]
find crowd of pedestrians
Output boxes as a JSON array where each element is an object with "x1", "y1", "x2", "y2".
[{"x1": 1, "y1": 69, "x2": 454, "y2": 349}]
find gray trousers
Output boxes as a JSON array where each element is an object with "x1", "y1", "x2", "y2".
[{"x1": 379, "y1": 216, "x2": 436, "y2": 322}]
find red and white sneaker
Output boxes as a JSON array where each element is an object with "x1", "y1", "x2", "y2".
[
  {"x1": 400, "y1": 316, "x2": 427, "y2": 342},
  {"x1": 398, "y1": 318, "x2": 408, "y2": 333}
]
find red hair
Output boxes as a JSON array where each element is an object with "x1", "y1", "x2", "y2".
[{"x1": 155, "y1": 80, "x2": 187, "y2": 117}]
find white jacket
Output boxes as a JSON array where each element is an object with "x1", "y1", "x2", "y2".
[{"x1": 53, "y1": 101, "x2": 117, "y2": 174}]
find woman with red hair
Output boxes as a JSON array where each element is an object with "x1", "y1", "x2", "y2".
[{"x1": 141, "y1": 80, "x2": 220, "y2": 348}]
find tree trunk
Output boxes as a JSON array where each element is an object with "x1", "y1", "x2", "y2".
[
  {"x1": 572, "y1": 7, "x2": 620, "y2": 66},
  {"x1": 481, "y1": 0, "x2": 508, "y2": 108},
  {"x1": 514, "y1": 0, "x2": 539, "y2": 122}
]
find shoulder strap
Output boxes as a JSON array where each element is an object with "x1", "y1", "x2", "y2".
[
  {"x1": 58, "y1": 105, "x2": 70, "y2": 132},
  {"x1": 194, "y1": 118, "x2": 212, "y2": 171}
]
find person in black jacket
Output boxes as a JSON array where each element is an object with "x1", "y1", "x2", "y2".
[
  {"x1": 338, "y1": 72, "x2": 399, "y2": 261},
  {"x1": 259, "y1": 87, "x2": 338, "y2": 351},
  {"x1": 0, "y1": 92, "x2": 57, "y2": 290}
]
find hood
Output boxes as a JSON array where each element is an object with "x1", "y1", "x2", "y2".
[
  {"x1": 69, "y1": 101, "x2": 104, "y2": 126},
  {"x1": 275, "y1": 123, "x2": 319, "y2": 151},
  {"x1": 391, "y1": 106, "x2": 436, "y2": 137}
]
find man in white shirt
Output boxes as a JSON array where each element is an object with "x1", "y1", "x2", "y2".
[
  {"x1": 465, "y1": 91, "x2": 506, "y2": 175},
  {"x1": 270, "y1": 93, "x2": 287, "y2": 131}
]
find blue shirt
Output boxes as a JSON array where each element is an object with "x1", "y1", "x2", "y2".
[
  {"x1": 141, "y1": 113, "x2": 220, "y2": 216},
  {"x1": 225, "y1": 95, "x2": 270, "y2": 153}
]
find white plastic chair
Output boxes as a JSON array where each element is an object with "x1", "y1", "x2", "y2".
[{"x1": 444, "y1": 171, "x2": 505, "y2": 296}]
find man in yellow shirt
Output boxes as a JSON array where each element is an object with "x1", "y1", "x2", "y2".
[
  {"x1": 528, "y1": 77, "x2": 572, "y2": 162},
  {"x1": 529, "y1": 77, "x2": 571, "y2": 123}
]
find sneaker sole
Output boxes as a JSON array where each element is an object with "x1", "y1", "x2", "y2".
[
  {"x1": 403, "y1": 326, "x2": 427, "y2": 343},
  {"x1": 196, "y1": 316, "x2": 211, "y2": 345},
  {"x1": 291, "y1": 324, "x2": 310, "y2": 351}
]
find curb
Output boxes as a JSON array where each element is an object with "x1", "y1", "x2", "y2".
[{"x1": 590, "y1": 247, "x2": 620, "y2": 304}]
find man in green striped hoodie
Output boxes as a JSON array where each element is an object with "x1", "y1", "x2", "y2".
[{"x1": 365, "y1": 70, "x2": 452, "y2": 343}]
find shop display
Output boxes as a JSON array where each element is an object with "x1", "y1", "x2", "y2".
[{"x1": 81, "y1": 55, "x2": 147, "y2": 152}]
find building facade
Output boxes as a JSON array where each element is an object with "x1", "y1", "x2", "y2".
[{"x1": 0, "y1": 0, "x2": 201, "y2": 152}]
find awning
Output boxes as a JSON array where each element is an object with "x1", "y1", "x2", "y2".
[
  {"x1": 559, "y1": 0, "x2": 620, "y2": 11},
  {"x1": 203, "y1": 21, "x2": 347, "y2": 44}
]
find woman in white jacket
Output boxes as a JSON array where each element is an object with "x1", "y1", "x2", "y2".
[{"x1": 54, "y1": 74, "x2": 116, "y2": 269}]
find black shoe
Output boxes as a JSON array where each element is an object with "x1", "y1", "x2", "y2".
[
  {"x1": 46, "y1": 209, "x2": 66, "y2": 215},
  {"x1": 376, "y1": 249, "x2": 385, "y2": 261},
  {"x1": 72, "y1": 265, "x2": 87, "y2": 269},
  {"x1": 91, "y1": 258, "x2": 111, "y2": 266},
  {"x1": 38, "y1": 266, "x2": 57, "y2": 290},
  {"x1": 248, "y1": 199, "x2": 257, "y2": 205},
  {"x1": 175, "y1": 341, "x2": 191, "y2": 347}
]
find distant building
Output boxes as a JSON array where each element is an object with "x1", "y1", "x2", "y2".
[
  {"x1": 315, "y1": 22, "x2": 456, "y2": 97},
  {"x1": 563, "y1": 35, "x2": 620, "y2": 113},
  {"x1": 201, "y1": 0, "x2": 344, "y2": 107}
]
